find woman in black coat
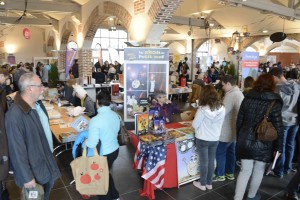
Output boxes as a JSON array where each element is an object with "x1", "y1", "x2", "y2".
[{"x1": 234, "y1": 73, "x2": 284, "y2": 200}]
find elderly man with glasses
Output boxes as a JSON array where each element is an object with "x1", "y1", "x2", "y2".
[{"x1": 5, "y1": 72, "x2": 61, "y2": 200}]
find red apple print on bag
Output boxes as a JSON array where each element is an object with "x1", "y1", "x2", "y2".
[
  {"x1": 94, "y1": 173, "x2": 101, "y2": 180},
  {"x1": 90, "y1": 162, "x2": 99, "y2": 170},
  {"x1": 80, "y1": 173, "x2": 92, "y2": 184}
]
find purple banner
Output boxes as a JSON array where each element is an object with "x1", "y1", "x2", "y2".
[{"x1": 65, "y1": 48, "x2": 77, "y2": 78}]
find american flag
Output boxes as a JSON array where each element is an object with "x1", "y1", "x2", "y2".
[{"x1": 134, "y1": 142, "x2": 167, "y2": 189}]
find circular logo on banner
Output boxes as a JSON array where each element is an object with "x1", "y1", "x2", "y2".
[{"x1": 23, "y1": 28, "x2": 31, "y2": 39}]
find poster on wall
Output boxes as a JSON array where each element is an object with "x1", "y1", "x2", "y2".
[
  {"x1": 242, "y1": 52, "x2": 259, "y2": 82},
  {"x1": 124, "y1": 48, "x2": 169, "y2": 122},
  {"x1": 175, "y1": 136, "x2": 200, "y2": 186}
]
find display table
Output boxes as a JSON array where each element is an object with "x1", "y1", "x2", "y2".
[
  {"x1": 130, "y1": 122, "x2": 189, "y2": 200},
  {"x1": 48, "y1": 103, "x2": 89, "y2": 156}
]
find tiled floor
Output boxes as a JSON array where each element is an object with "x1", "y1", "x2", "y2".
[
  {"x1": 5, "y1": 101, "x2": 296, "y2": 200},
  {"x1": 5, "y1": 143, "x2": 296, "y2": 200}
]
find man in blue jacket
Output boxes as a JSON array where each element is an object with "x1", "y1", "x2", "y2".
[{"x1": 5, "y1": 72, "x2": 61, "y2": 200}]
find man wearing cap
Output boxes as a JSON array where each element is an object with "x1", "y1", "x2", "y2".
[
  {"x1": 73, "y1": 84, "x2": 96, "y2": 117},
  {"x1": 5, "y1": 72, "x2": 61, "y2": 200},
  {"x1": 0, "y1": 69, "x2": 9, "y2": 199}
]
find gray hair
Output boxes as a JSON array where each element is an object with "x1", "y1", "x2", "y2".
[
  {"x1": 18, "y1": 72, "x2": 37, "y2": 94},
  {"x1": 154, "y1": 90, "x2": 166, "y2": 99}
]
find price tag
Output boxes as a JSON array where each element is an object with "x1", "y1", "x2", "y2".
[{"x1": 28, "y1": 191, "x2": 38, "y2": 198}]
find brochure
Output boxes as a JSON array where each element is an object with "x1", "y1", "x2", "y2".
[{"x1": 70, "y1": 116, "x2": 89, "y2": 132}]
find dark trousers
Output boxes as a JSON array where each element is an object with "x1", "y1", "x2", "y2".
[
  {"x1": 98, "y1": 149, "x2": 119, "y2": 200},
  {"x1": 43, "y1": 179, "x2": 55, "y2": 200},
  {"x1": 0, "y1": 181, "x2": 9, "y2": 200},
  {"x1": 286, "y1": 134, "x2": 300, "y2": 194}
]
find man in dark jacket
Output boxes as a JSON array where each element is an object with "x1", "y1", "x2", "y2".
[
  {"x1": 5, "y1": 72, "x2": 61, "y2": 200},
  {"x1": 0, "y1": 69, "x2": 9, "y2": 199}
]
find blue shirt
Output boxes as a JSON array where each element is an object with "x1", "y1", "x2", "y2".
[
  {"x1": 86, "y1": 106, "x2": 120, "y2": 155},
  {"x1": 35, "y1": 103, "x2": 53, "y2": 152}
]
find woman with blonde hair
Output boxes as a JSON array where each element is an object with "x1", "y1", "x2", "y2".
[{"x1": 192, "y1": 85, "x2": 225, "y2": 190}]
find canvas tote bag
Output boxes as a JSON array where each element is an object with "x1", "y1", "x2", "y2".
[{"x1": 70, "y1": 142, "x2": 109, "y2": 195}]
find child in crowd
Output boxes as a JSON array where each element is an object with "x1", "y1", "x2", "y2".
[{"x1": 192, "y1": 85, "x2": 225, "y2": 190}]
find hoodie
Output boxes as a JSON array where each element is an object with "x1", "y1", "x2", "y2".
[
  {"x1": 276, "y1": 80, "x2": 300, "y2": 126},
  {"x1": 192, "y1": 105, "x2": 225, "y2": 141}
]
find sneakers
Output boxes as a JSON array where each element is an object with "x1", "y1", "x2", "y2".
[
  {"x1": 284, "y1": 192, "x2": 299, "y2": 200},
  {"x1": 206, "y1": 185, "x2": 213, "y2": 190},
  {"x1": 212, "y1": 176, "x2": 225, "y2": 182},
  {"x1": 193, "y1": 181, "x2": 206, "y2": 191},
  {"x1": 268, "y1": 170, "x2": 283, "y2": 178},
  {"x1": 247, "y1": 194, "x2": 261, "y2": 200},
  {"x1": 225, "y1": 173, "x2": 235, "y2": 180}
]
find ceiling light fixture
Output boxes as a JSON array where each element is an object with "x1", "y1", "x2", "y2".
[
  {"x1": 262, "y1": 30, "x2": 268, "y2": 33},
  {"x1": 0, "y1": 1, "x2": 5, "y2": 5}
]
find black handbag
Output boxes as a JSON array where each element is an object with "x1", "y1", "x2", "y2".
[{"x1": 256, "y1": 101, "x2": 278, "y2": 141}]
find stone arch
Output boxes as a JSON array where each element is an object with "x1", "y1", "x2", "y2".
[
  {"x1": 148, "y1": 0, "x2": 184, "y2": 24},
  {"x1": 240, "y1": 35, "x2": 267, "y2": 50},
  {"x1": 193, "y1": 38, "x2": 209, "y2": 52},
  {"x1": 60, "y1": 21, "x2": 77, "y2": 46},
  {"x1": 265, "y1": 42, "x2": 300, "y2": 54},
  {"x1": 167, "y1": 41, "x2": 186, "y2": 55},
  {"x1": 83, "y1": 2, "x2": 132, "y2": 43}
]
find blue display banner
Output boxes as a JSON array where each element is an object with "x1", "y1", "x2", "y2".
[
  {"x1": 124, "y1": 48, "x2": 169, "y2": 61},
  {"x1": 242, "y1": 51, "x2": 259, "y2": 61}
]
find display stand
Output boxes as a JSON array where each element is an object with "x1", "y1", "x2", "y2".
[{"x1": 123, "y1": 48, "x2": 169, "y2": 122}]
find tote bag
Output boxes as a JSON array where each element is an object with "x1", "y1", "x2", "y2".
[{"x1": 70, "y1": 142, "x2": 109, "y2": 195}]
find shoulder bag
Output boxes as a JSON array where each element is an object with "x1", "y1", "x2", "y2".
[
  {"x1": 70, "y1": 142, "x2": 109, "y2": 195},
  {"x1": 256, "y1": 101, "x2": 278, "y2": 141}
]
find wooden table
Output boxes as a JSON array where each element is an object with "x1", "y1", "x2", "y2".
[{"x1": 48, "y1": 103, "x2": 89, "y2": 156}]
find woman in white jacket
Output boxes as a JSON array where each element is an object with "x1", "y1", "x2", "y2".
[{"x1": 192, "y1": 85, "x2": 225, "y2": 191}]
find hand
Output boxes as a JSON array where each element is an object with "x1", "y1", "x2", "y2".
[
  {"x1": 86, "y1": 147, "x2": 95, "y2": 157},
  {"x1": 24, "y1": 179, "x2": 36, "y2": 188},
  {"x1": 165, "y1": 100, "x2": 172, "y2": 104},
  {"x1": 72, "y1": 130, "x2": 88, "y2": 159}
]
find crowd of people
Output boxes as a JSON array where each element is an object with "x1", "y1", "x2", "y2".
[
  {"x1": 0, "y1": 59, "x2": 122, "y2": 200},
  {"x1": 92, "y1": 60, "x2": 123, "y2": 84},
  {"x1": 190, "y1": 65, "x2": 300, "y2": 200}
]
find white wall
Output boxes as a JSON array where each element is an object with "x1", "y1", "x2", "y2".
[{"x1": 3, "y1": 25, "x2": 46, "y2": 63}]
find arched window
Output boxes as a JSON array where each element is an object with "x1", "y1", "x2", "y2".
[{"x1": 91, "y1": 28, "x2": 128, "y2": 64}]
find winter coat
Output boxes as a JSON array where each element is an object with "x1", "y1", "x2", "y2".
[
  {"x1": 0, "y1": 88, "x2": 9, "y2": 181},
  {"x1": 276, "y1": 80, "x2": 300, "y2": 126},
  {"x1": 219, "y1": 87, "x2": 244, "y2": 142},
  {"x1": 5, "y1": 93, "x2": 61, "y2": 187},
  {"x1": 192, "y1": 105, "x2": 226, "y2": 141},
  {"x1": 236, "y1": 89, "x2": 284, "y2": 163}
]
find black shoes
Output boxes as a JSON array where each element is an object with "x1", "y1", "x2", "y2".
[{"x1": 284, "y1": 192, "x2": 299, "y2": 200}]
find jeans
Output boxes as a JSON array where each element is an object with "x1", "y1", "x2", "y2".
[
  {"x1": 98, "y1": 149, "x2": 119, "y2": 200},
  {"x1": 234, "y1": 159, "x2": 266, "y2": 200},
  {"x1": 274, "y1": 125, "x2": 299, "y2": 176},
  {"x1": 286, "y1": 135, "x2": 300, "y2": 195},
  {"x1": 196, "y1": 138, "x2": 218, "y2": 186},
  {"x1": 0, "y1": 181, "x2": 9, "y2": 200},
  {"x1": 43, "y1": 179, "x2": 55, "y2": 200},
  {"x1": 215, "y1": 141, "x2": 236, "y2": 176}
]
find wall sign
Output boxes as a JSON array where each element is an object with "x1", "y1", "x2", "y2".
[{"x1": 23, "y1": 28, "x2": 31, "y2": 39}]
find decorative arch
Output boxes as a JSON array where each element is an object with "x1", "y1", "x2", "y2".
[
  {"x1": 60, "y1": 21, "x2": 77, "y2": 46},
  {"x1": 193, "y1": 38, "x2": 209, "y2": 52},
  {"x1": 240, "y1": 35, "x2": 266, "y2": 50},
  {"x1": 265, "y1": 42, "x2": 300, "y2": 54},
  {"x1": 83, "y1": 2, "x2": 132, "y2": 42}
]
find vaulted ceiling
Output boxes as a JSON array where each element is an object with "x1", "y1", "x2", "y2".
[{"x1": 1, "y1": 0, "x2": 300, "y2": 42}]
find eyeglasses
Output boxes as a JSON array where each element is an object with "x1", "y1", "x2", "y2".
[{"x1": 29, "y1": 84, "x2": 44, "y2": 88}]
